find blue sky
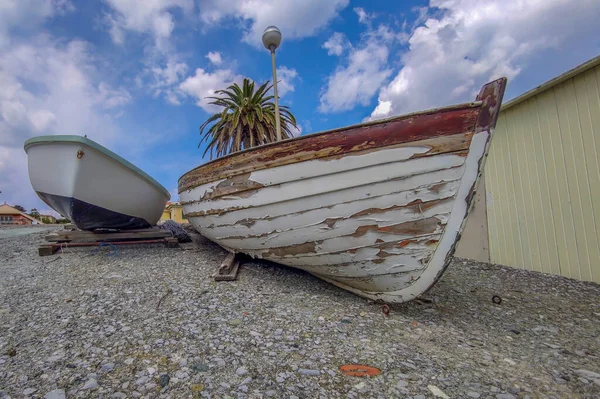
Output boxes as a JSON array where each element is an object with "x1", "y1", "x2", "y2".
[{"x1": 1, "y1": 0, "x2": 600, "y2": 215}]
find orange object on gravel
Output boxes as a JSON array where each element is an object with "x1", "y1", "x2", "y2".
[{"x1": 339, "y1": 364, "x2": 381, "y2": 377}]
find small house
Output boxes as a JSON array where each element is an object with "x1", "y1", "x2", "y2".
[{"x1": 0, "y1": 204, "x2": 41, "y2": 225}]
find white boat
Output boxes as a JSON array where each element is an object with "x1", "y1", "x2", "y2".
[
  {"x1": 24, "y1": 135, "x2": 170, "y2": 231},
  {"x1": 178, "y1": 78, "x2": 507, "y2": 303}
]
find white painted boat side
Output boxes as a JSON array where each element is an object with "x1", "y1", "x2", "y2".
[
  {"x1": 25, "y1": 141, "x2": 169, "y2": 223},
  {"x1": 188, "y1": 166, "x2": 466, "y2": 227},
  {"x1": 181, "y1": 130, "x2": 490, "y2": 302},
  {"x1": 183, "y1": 150, "x2": 467, "y2": 213}
]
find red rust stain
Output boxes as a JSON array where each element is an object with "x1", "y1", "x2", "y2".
[
  {"x1": 426, "y1": 239, "x2": 439, "y2": 246},
  {"x1": 186, "y1": 205, "x2": 245, "y2": 217},
  {"x1": 376, "y1": 250, "x2": 395, "y2": 258},
  {"x1": 266, "y1": 241, "x2": 318, "y2": 257},
  {"x1": 375, "y1": 238, "x2": 385, "y2": 244},
  {"x1": 475, "y1": 77, "x2": 506, "y2": 133},
  {"x1": 428, "y1": 182, "x2": 447, "y2": 193},
  {"x1": 238, "y1": 218, "x2": 256, "y2": 228},
  {"x1": 323, "y1": 218, "x2": 339, "y2": 228},
  {"x1": 201, "y1": 173, "x2": 265, "y2": 200},
  {"x1": 352, "y1": 217, "x2": 440, "y2": 238},
  {"x1": 399, "y1": 239, "x2": 417, "y2": 248},
  {"x1": 351, "y1": 197, "x2": 451, "y2": 219},
  {"x1": 406, "y1": 198, "x2": 449, "y2": 214}
]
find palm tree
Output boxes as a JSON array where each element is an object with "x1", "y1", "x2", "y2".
[{"x1": 199, "y1": 78, "x2": 298, "y2": 160}]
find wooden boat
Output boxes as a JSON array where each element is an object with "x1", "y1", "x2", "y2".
[
  {"x1": 178, "y1": 78, "x2": 507, "y2": 303},
  {"x1": 24, "y1": 135, "x2": 171, "y2": 231}
]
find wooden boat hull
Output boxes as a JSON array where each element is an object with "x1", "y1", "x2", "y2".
[
  {"x1": 178, "y1": 78, "x2": 507, "y2": 303},
  {"x1": 24, "y1": 136, "x2": 171, "y2": 231}
]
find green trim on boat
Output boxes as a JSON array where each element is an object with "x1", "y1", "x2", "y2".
[{"x1": 24, "y1": 135, "x2": 171, "y2": 199}]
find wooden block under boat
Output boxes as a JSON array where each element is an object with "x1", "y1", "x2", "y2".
[{"x1": 45, "y1": 227, "x2": 172, "y2": 242}]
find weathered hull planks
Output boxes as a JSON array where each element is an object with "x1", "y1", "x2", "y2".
[{"x1": 178, "y1": 78, "x2": 507, "y2": 303}]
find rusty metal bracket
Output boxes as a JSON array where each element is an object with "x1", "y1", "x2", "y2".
[
  {"x1": 77, "y1": 150, "x2": 84, "y2": 159},
  {"x1": 382, "y1": 304, "x2": 390, "y2": 317}
]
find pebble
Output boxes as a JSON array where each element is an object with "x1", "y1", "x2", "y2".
[
  {"x1": 1, "y1": 227, "x2": 599, "y2": 399},
  {"x1": 428, "y1": 385, "x2": 449, "y2": 399},
  {"x1": 22, "y1": 388, "x2": 37, "y2": 396},
  {"x1": 496, "y1": 394, "x2": 517, "y2": 399},
  {"x1": 174, "y1": 370, "x2": 188, "y2": 380},
  {"x1": 574, "y1": 369, "x2": 600, "y2": 379},
  {"x1": 43, "y1": 389, "x2": 66, "y2": 399},
  {"x1": 191, "y1": 362, "x2": 209, "y2": 372},
  {"x1": 298, "y1": 369, "x2": 320, "y2": 376},
  {"x1": 159, "y1": 374, "x2": 170, "y2": 387},
  {"x1": 236, "y1": 367, "x2": 248, "y2": 376},
  {"x1": 135, "y1": 376, "x2": 150, "y2": 386},
  {"x1": 82, "y1": 379, "x2": 99, "y2": 390},
  {"x1": 101, "y1": 362, "x2": 115, "y2": 372}
]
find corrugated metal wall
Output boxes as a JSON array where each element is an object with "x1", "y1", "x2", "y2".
[{"x1": 485, "y1": 64, "x2": 600, "y2": 283}]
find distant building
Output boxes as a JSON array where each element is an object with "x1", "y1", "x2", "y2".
[
  {"x1": 40, "y1": 214, "x2": 57, "y2": 224},
  {"x1": 0, "y1": 204, "x2": 41, "y2": 225},
  {"x1": 160, "y1": 201, "x2": 188, "y2": 224},
  {"x1": 457, "y1": 55, "x2": 600, "y2": 284}
]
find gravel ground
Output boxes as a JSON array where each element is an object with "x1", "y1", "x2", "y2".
[{"x1": 1, "y1": 225, "x2": 599, "y2": 399}]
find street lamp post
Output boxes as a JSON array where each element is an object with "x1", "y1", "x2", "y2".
[{"x1": 262, "y1": 25, "x2": 282, "y2": 142}]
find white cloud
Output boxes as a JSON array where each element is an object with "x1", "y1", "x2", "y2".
[
  {"x1": 103, "y1": 0, "x2": 193, "y2": 49},
  {"x1": 354, "y1": 7, "x2": 371, "y2": 24},
  {"x1": 198, "y1": 0, "x2": 350, "y2": 47},
  {"x1": 0, "y1": 16, "x2": 131, "y2": 210},
  {"x1": 178, "y1": 64, "x2": 297, "y2": 113},
  {"x1": 206, "y1": 51, "x2": 222, "y2": 65},
  {"x1": 289, "y1": 123, "x2": 302, "y2": 137},
  {"x1": 319, "y1": 22, "x2": 396, "y2": 112},
  {"x1": 178, "y1": 68, "x2": 242, "y2": 112},
  {"x1": 322, "y1": 32, "x2": 348, "y2": 56},
  {"x1": 140, "y1": 58, "x2": 189, "y2": 105},
  {"x1": 0, "y1": 0, "x2": 73, "y2": 46},
  {"x1": 275, "y1": 66, "x2": 298, "y2": 97},
  {"x1": 369, "y1": 0, "x2": 600, "y2": 120}
]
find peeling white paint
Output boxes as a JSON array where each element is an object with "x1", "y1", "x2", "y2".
[
  {"x1": 207, "y1": 187, "x2": 457, "y2": 243},
  {"x1": 184, "y1": 150, "x2": 467, "y2": 213},
  {"x1": 184, "y1": 164, "x2": 466, "y2": 225}
]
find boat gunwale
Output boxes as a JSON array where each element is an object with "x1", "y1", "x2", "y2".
[
  {"x1": 178, "y1": 100, "x2": 484, "y2": 189},
  {"x1": 23, "y1": 135, "x2": 171, "y2": 199}
]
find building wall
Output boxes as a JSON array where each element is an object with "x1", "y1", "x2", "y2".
[
  {"x1": 455, "y1": 175, "x2": 490, "y2": 262},
  {"x1": 484, "y1": 64, "x2": 600, "y2": 283},
  {"x1": 0, "y1": 214, "x2": 32, "y2": 225},
  {"x1": 170, "y1": 206, "x2": 188, "y2": 224}
]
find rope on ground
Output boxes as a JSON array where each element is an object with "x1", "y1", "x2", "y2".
[{"x1": 92, "y1": 242, "x2": 119, "y2": 257}]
